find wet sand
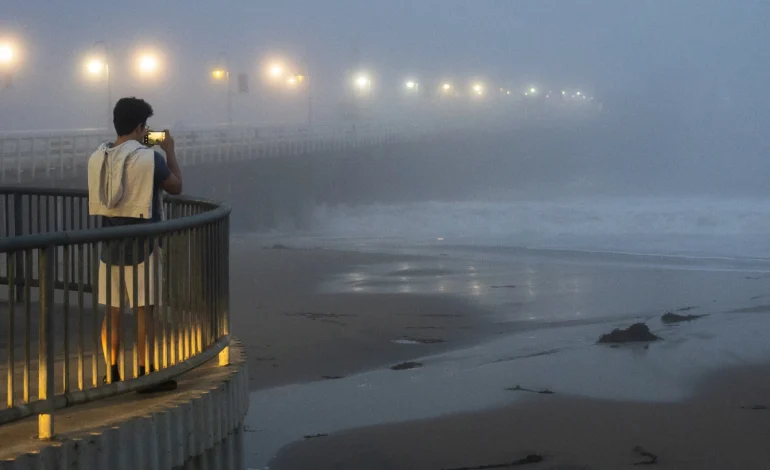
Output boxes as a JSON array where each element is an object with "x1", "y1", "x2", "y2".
[
  {"x1": 229, "y1": 239, "x2": 509, "y2": 391},
  {"x1": 270, "y1": 370, "x2": 770, "y2": 470},
  {"x1": 231, "y1": 237, "x2": 770, "y2": 469},
  {"x1": 265, "y1": 323, "x2": 770, "y2": 469}
]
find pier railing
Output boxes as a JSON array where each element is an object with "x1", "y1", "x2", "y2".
[
  {"x1": 0, "y1": 122, "x2": 430, "y2": 184},
  {"x1": 0, "y1": 187, "x2": 231, "y2": 439}
]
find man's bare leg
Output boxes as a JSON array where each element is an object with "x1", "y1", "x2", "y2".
[
  {"x1": 136, "y1": 303, "x2": 176, "y2": 392},
  {"x1": 101, "y1": 307, "x2": 121, "y2": 379}
]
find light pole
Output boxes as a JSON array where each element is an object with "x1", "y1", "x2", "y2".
[
  {"x1": 303, "y1": 60, "x2": 313, "y2": 128},
  {"x1": 212, "y1": 52, "x2": 232, "y2": 125},
  {"x1": 0, "y1": 41, "x2": 17, "y2": 89},
  {"x1": 265, "y1": 56, "x2": 313, "y2": 127},
  {"x1": 88, "y1": 41, "x2": 112, "y2": 128}
]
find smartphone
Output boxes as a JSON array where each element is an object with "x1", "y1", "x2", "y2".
[{"x1": 144, "y1": 130, "x2": 166, "y2": 146}]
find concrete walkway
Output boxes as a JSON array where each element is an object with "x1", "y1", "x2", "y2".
[{"x1": 0, "y1": 342, "x2": 248, "y2": 469}]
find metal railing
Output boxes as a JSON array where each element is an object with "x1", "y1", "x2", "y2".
[
  {"x1": 0, "y1": 122, "x2": 441, "y2": 185},
  {"x1": 0, "y1": 108, "x2": 604, "y2": 185},
  {"x1": 0, "y1": 187, "x2": 231, "y2": 439}
]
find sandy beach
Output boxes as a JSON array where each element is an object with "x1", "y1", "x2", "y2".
[
  {"x1": 229, "y1": 239, "x2": 508, "y2": 391},
  {"x1": 231, "y1": 235, "x2": 770, "y2": 469}
]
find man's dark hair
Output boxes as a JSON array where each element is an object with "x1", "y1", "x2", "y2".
[{"x1": 113, "y1": 97, "x2": 154, "y2": 136}]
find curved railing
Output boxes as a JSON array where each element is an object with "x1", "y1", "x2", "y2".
[{"x1": 0, "y1": 187, "x2": 231, "y2": 439}]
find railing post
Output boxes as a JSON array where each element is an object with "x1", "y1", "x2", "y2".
[
  {"x1": 13, "y1": 194, "x2": 24, "y2": 301},
  {"x1": 218, "y1": 218, "x2": 230, "y2": 367},
  {"x1": 38, "y1": 245, "x2": 56, "y2": 439}
]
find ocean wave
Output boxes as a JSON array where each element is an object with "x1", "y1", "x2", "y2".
[{"x1": 308, "y1": 197, "x2": 770, "y2": 259}]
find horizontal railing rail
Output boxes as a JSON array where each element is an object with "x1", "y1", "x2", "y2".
[
  {"x1": 0, "y1": 187, "x2": 231, "y2": 439},
  {"x1": 0, "y1": 108, "x2": 604, "y2": 185},
  {"x1": 0, "y1": 121, "x2": 446, "y2": 184}
]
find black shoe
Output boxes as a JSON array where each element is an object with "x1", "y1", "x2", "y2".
[
  {"x1": 102, "y1": 365, "x2": 122, "y2": 384},
  {"x1": 137, "y1": 379, "x2": 178, "y2": 394}
]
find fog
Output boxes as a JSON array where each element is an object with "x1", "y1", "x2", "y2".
[
  {"x1": 3, "y1": 0, "x2": 770, "y2": 254},
  {"x1": 6, "y1": 4, "x2": 770, "y2": 466},
  {"x1": 3, "y1": 0, "x2": 768, "y2": 126}
]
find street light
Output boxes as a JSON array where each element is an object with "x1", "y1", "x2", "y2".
[
  {"x1": 0, "y1": 43, "x2": 13, "y2": 65},
  {"x1": 264, "y1": 55, "x2": 313, "y2": 127},
  {"x1": 354, "y1": 74, "x2": 371, "y2": 90},
  {"x1": 472, "y1": 82, "x2": 484, "y2": 96},
  {"x1": 211, "y1": 52, "x2": 232, "y2": 125},
  {"x1": 134, "y1": 50, "x2": 162, "y2": 80},
  {"x1": 86, "y1": 41, "x2": 112, "y2": 128},
  {"x1": 138, "y1": 54, "x2": 158, "y2": 74},
  {"x1": 0, "y1": 41, "x2": 18, "y2": 89},
  {"x1": 87, "y1": 58, "x2": 106, "y2": 75},
  {"x1": 353, "y1": 72, "x2": 372, "y2": 98},
  {"x1": 268, "y1": 63, "x2": 284, "y2": 79}
]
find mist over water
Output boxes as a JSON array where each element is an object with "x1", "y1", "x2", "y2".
[
  {"x1": 5, "y1": 0, "x2": 770, "y2": 260},
  {"x1": 304, "y1": 197, "x2": 770, "y2": 259}
]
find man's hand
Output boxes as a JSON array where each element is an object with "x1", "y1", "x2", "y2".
[
  {"x1": 159, "y1": 129, "x2": 175, "y2": 154},
  {"x1": 159, "y1": 129, "x2": 183, "y2": 195}
]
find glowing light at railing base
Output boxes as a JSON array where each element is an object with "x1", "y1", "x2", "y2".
[{"x1": 219, "y1": 345, "x2": 230, "y2": 366}]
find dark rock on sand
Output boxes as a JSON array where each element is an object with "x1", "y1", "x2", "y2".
[
  {"x1": 598, "y1": 323, "x2": 661, "y2": 344},
  {"x1": 632, "y1": 446, "x2": 658, "y2": 465},
  {"x1": 740, "y1": 405, "x2": 768, "y2": 410},
  {"x1": 505, "y1": 385, "x2": 555, "y2": 395},
  {"x1": 442, "y1": 454, "x2": 544, "y2": 469},
  {"x1": 267, "y1": 243, "x2": 292, "y2": 250},
  {"x1": 303, "y1": 433, "x2": 328, "y2": 439},
  {"x1": 661, "y1": 312, "x2": 705, "y2": 324},
  {"x1": 391, "y1": 361, "x2": 423, "y2": 370}
]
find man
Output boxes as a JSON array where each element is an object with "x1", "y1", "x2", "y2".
[{"x1": 87, "y1": 97, "x2": 183, "y2": 390}]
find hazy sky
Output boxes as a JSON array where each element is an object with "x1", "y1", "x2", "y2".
[{"x1": 2, "y1": 0, "x2": 769, "y2": 130}]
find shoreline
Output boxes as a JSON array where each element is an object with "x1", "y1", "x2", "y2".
[
  {"x1": 269, "y1": 367, "x2": 770, "y2": 470},
  {"x1": 260, "y1": 312, "x2": 770, "y2": 469}
]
